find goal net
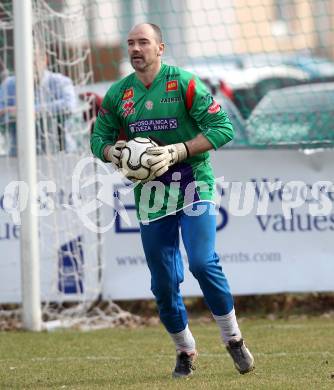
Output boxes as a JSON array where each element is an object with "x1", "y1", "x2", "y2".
[
  {"x1": 0, "y1": 0, "x2": 138, "y2": 330},
  {"x1": 84, "y1": 0, "x2": 333, "y2": 148},
  {"x1": 1, "y1": 0, "x2": 334, "y2": 330}
]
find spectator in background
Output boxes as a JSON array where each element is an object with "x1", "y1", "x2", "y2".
[
  {"x1": 0, "y1": 57, "x2": 9, "y2": 82},
  {"x1": 0, "y1": 45, "x2": 77, "y2": 156}
]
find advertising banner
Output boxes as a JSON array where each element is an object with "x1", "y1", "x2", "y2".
[
  {"x1": 0, "y1": 155, "x2": 100, "y2": 303},
  {"x1": 101, "y1": 149, "x2": 334, "y2": 299},
  {"x1": 1, "y1": 149, "x2": 333, "y2": 303}
]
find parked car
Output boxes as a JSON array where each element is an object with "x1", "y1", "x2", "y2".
[
  {"x1": 214, "y1": 92, "x2": 248, "y2": 148},
  {"x1": 185, "y1": 57, "x2": 310, "y2": 118},
  {"x1": 288, "y1": 56, "x2": 334, "y2": 80},
  {"x1": 184, "y1": 55, "x2": 242, "y2": 85},
  {"x1": 224, "y1": 65, "x2": 310, "y2": 118},
  {"x1": 241, "y1": 52, "x2": 334, "y2": 81},
  {"x1": 246, "y1": 82, "x2": 334, "y2": 146}
]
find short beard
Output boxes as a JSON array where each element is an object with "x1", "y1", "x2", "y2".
[{"x1": 131, "y1": 60, "x2": 150, "y2": 72}]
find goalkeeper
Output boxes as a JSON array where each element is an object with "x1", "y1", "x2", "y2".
[{"x1": 91, "y1": 23, "x2": 254, "y2": 378}]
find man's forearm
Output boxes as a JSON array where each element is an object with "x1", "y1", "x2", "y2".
[{"x1": 184, "y1": 133, "x2": 214, "y2": 157}]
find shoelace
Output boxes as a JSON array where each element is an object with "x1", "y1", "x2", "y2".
[
  {"x1": 230, "y1": 341, "x2": 246, "y2": 359},
  {"x1": 179, "y1": 353, "x2": 196, "y2": 371}
]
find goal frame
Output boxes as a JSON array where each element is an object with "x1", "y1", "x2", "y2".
[{"x1": 13, "y1": 0, "x2": 41, "y2": 331}]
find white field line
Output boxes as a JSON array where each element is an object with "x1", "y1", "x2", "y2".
[
  {"x1": 0, "y1": 351, "x2": 333, "y2": 364},
  {"x1": 253, "y1": 324, "x2": 334, "y2": 330}
]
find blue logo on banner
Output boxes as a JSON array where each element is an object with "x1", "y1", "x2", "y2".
[{"x1": 58, "y1": 236, "x2": 84, "y2": 294}]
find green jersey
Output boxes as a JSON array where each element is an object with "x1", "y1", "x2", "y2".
[{"x1": 91, "y1": 63, "x2": 234, "y2": 222}]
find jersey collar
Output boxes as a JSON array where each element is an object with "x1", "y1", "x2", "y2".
[{"x1": 134, "y1": 63, "x2": 167, "y2": 91}]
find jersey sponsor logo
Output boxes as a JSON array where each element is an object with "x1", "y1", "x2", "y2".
[
  {"x1": 98, "y1": 107, "x2": 110, "y2": 117},
  {"x1": 160, "y1": 96, "x2": 182, "y2": 103},
  {"x1": 129, "y1": 118, "x2": 178, "y2": 133},
  {"x1": 145, "y1": 100, "x2": 154, "y2": 110},
  {"x1": 165, "y1": 73, "x2": 180, "y2": 79},
  {"x1": 122, "y1": 100, "x2": 135, "y2": 117},
  {"x1": 166, "y1": 80, "x2": 178, "y2": 92},
  {"x1": 122, "y1": 87, "x2": 134, "y2": 100},
  {"x1": 208, "y1": 99, "x2": 221, "y2": 114}
]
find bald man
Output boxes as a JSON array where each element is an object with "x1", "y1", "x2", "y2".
[{"x1": 91, "y1": 23, "x2": 254, "y2": 378}]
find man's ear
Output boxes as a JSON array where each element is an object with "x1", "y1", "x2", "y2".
[{"x1": 158, "y1": 42, "x2": 165, "y2": 56}]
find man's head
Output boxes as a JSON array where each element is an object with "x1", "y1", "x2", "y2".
[{"x1": 127, "y1": 23, "x2": 165, "y2": 73}]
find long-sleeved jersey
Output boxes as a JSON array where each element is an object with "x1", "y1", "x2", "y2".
[{"x1": 91, "y1": 63, "x2": 234, "y2": 222}]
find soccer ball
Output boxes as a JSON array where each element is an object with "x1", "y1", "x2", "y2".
[{"x1": 120, "y1": 137, "x2": 158, "y2": 182}]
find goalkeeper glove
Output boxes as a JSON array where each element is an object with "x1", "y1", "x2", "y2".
[
  {"x1": 106, "y1": 140, "x2": 126, "y2": 168},
  {"x1": 146, "y1": 143, "x2": 189, "y2": 177}
]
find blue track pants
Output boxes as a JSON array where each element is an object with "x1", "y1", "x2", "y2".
[{"x1": 139, "y1": 202, "x2": 234, "y2": 333}]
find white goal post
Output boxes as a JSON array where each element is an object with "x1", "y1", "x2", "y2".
[
  {"x1": 13, "y1": 0, "x2": 41, "y2": 331},
  {"x1": 0, "y1": 0, "x2": 134, "y2": 331}
]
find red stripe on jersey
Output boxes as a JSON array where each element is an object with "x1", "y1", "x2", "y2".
[{"x1": 186, "y1": 79, "x2": 196, "y2": 110}]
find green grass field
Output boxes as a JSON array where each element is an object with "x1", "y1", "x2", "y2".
[{"x1": 0, "y1": 317, "x2": 334, "y2": 389}]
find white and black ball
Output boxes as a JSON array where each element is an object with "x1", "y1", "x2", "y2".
[{"x1": 120, "y1": 137, "x2": 158, "y2": 182}]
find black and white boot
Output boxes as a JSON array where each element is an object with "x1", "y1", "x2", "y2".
[
  {"x1": 172, "y1": 351, "x2": 196, "y2": 378},
  {"x1": 226, "y1": 338, "x2": 255, "y2": 374}
]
